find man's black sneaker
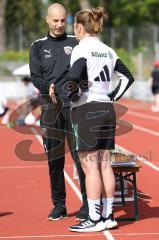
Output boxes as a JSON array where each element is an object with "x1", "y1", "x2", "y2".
[
  {"x1": 103, "y1": 213, "x2": 118, "y2": 229},
  {"x1": 69, "y1": 216, "x2": 105, "y2": 232},
  {"x1": 75, "y1": 203, "x2": 89, "y2": 221},
  {"x1": 48, "y1": 205, "x2": 67, "y2": 221}
]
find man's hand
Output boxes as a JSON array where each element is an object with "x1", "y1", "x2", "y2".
[{"x1": 49, "y1": 83, "x2": 57, "y2": 103}]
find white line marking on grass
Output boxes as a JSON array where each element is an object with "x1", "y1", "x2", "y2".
[
  {"x1": 32, "y1": 127, "x2": 116, "y2": 240},
  {"x1": 116, "y1": 144, "x2": 159, "y2": 171}
]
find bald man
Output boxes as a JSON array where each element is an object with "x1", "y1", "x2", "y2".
[{"x1": 29, "y1": 3, "x2": 88, "y2": 221}]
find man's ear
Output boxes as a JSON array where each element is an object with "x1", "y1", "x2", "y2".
[{"x1": 46, "y1": 16, "x2": 49, "y2": 24}]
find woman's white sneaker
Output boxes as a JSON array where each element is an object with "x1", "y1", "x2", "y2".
[
  {"x1": 103, "y1": 213, "x2": 118, "y2": 229},
  {"x1": 69, "y1": 216, "x2": 105, "y2": 232}
]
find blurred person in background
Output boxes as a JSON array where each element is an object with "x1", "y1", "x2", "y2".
[
  {"x1": 17, "y1": 76, "x2": 40, "y2": 125},
  {"x1": 150, "y1": 60, "x2": 159, "y2": 112},
  {"x1": 29, "y1": 3, "x2": 87, "y2": 221}
]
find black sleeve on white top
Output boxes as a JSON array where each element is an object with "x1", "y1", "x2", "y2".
[
  {"x1": 68, "y1": 57, "x2": 87, "y2": 83},
  {"x1": 108, "y1": 59, "x2": 134, "y2": 101},
  {"x1": 55, "y1": 57, "x2": 87, "y2": 99}
]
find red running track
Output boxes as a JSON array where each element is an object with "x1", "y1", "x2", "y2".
[{"x1": 0, "y1": 98, "x2": 159, "y2": 240}]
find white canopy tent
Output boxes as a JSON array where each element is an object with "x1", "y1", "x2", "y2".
[
  {"x1": 10, "y1": 63, "x2": 31, "y2": 98},
  {"x1": 12, "y1": 63, "x2": 30, "y2": 76},
  {"x1": 0, "y1": 64, "x2": 32, "y2": 99}
]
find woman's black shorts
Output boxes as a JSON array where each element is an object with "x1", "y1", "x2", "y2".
[{"x1": 71, "y1": 102, "x2": 116, "y2": 151}]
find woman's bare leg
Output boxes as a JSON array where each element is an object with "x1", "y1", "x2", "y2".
[
  {"x1": 78, "y1": 150, "x2": 101, "y2": 220},
  {"x1": 99, "y1": 150, "x2": 115, "y2": 198},
  {"x1": 99, "y1": 149, "x2": 117, "y2": 228}
]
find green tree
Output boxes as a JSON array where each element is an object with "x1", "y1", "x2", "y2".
[
  {"x1": 48, "y1": 0, "x2": 80, "y2": 14},
  {"x1": 107, "y1": 0, "x2": 159, "y2": 26},
  {"x1": 79, "y1": 0, "x2": 91, "y2": 9},
  {"x1": 5, "y1": 0, "x2": 43, "y2": 49},
  {"x1": 0, "y1": 0, "x2": 7, "y2": 52}
]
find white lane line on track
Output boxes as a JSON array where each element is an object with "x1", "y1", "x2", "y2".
[
  {"x1": 137, "y1": 196, "x2": 154, "y2": 202},
  {"x1": 0, "y1": 234, "x2": 104, "y2": 239},
  {"x1": 113, "y1": 232, "x2": 159, "y2": 236},
  {"x1": 128, "y1": 110, "x2": 159, "y2": 122},
  {"x1": 64, "y1": 171, "x2": 82, "y2": 201},
  {"x1": 133, "y1": 123, "x2": 159, "y2": 137},
  {"x1": 1, "y1": 232, "x2": 159, "y2": 239},
  {"x1": 120, "y1": 102, "x2": 151, "y2": 110},
  {"x1": 31, "y1": 127, "x2": 43, "y2": 144},
  {"x1": 0, "y1": 165, "x2": 47, "y2": 170},
  {"x1": 137, "y1": 192, "x2": 151, "y2": 196},
  {"x1": 0, "y1": 164, "x2": 73, "y2": 170},
  {"x1": 103, "y1": 231, "x2": 117, "y2": 240},
  {"x1": 116, "y1": 144, "x2": 159, "y2": 171},
  {"x1": 32, "y1": 127, "x2": 116, "y2": 240}
]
